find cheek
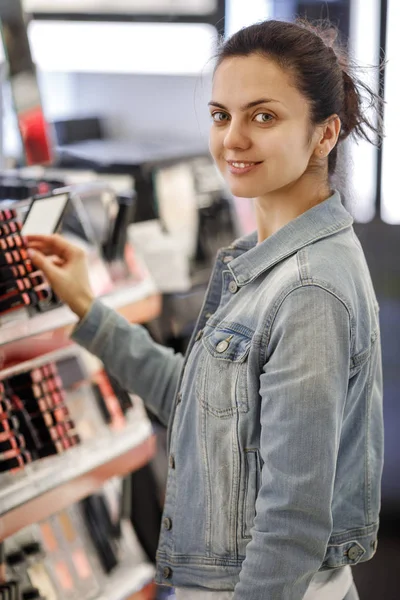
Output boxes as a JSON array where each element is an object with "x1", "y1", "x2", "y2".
[{"x1": 265, "y1": 130, "x2": 309, "y2": 168}]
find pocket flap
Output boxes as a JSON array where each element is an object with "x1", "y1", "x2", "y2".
[{"x1": 203, "y1": 328, "x2": 251, "y2": 362}]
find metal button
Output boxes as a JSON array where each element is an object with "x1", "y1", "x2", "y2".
[
  {"x1": 163, "y1": 567, "x2": 172, "y2": 579},
  {"x1": 348, "y1": 545, "x2": 361, "y2": 561},
  {"x1": 163, "y1": 517, "x2": 172, "y2": 530},
  {"x1": 195, "y1": 329, "x2": 204, "y2": 341},
  {"x1": 223, "y1": 255, "x2": 234, "y2": 264},
  {"x1": 216, "y1": 340, "x2": 230, "y2": 353},
  {"x1": 228, "y1": 281, "x2": 238, "y2": 294},
  {"x1": 169, "y1": 454, "x2": 175, "y2": 469},
  {"x1": 176, "y1": 392, "x2": 182, "y2": 405}
]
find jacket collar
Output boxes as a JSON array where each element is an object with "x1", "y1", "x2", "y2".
[{"x1": 226, "y1": 191, "x2": 353, "y2": 285}]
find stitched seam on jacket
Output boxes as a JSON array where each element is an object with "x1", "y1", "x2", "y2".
[
  {"x1": 259, "y1": 282, "x2": 353, "y2": 370},
  {"x1": 297, "y1": 247, "x2": 312, "y2": 284}
]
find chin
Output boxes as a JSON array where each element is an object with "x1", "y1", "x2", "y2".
[
  {"x1": 226, "y1": 181, "x2": 269, "y2": 199},
  {"x1": 221, "y1": 169, "x2": 270, "y2": 198}
]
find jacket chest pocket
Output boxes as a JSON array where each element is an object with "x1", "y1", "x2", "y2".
[{"x1": 197, "y1": 328, "x2": 251, "y2": 418}]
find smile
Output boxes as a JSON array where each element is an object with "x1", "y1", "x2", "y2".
[
  {"x1": 226, "y1": 160, "x2": 262, "y2": 175},
  {"x1": 230, "y1": 161, "x2": 256, "y2": 168}
]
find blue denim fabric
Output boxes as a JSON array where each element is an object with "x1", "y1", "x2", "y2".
[{"x1": 72, "y1": 192, "x2": 383, "y2": 600}]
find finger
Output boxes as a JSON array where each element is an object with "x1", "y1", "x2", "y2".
[
  {"x1": 26, "y1": 234, "x2": 75, "y2": 258},
  {"x1": 28, "y1": 248, "x2": 61, "y2": 280},
  {"x1": 24, "y1": 235, "x2": 51, "y2": 241},
  {"x1": 49, "y1": 255, "x2": 64, "y2": 267},
  {"x1": 26, "y1": 241, "x2": 62, "y2": 257}
]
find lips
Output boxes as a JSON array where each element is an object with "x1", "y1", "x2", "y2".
[
  {"x1": 227, "y1": 160, "x2": 261, "y2": 169},
  {"x1": 226, "y1": 160, "x2": 262, "y2": 175}
]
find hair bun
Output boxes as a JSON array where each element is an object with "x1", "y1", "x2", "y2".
[{"x1": 340, "y1": 70, "x2": 360, "y2": 140}]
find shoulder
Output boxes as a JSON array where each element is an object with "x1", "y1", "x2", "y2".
[
  {"x1": 258, "y1": 227, "x2": 363, "y2": 334},
  {"x1": 261, "y1": 226, "x2": 361, "y2": 315}
]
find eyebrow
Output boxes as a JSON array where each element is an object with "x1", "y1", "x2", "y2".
[{"x1": 208, "y1": 98, "x2": 281, "y2": 111}]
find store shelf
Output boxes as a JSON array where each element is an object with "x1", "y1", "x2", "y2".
[
  {"x1": 0, "y1": 417, "x2": 156, "y2": 541},
  {"x1": 0, "y1": 276, "x2": 161, "y2": 371},
  {"x1": 0, "y1": 276, "x2": 158, "y2": 347},
  {"x1": 96, "y1": 563, "x2": 155, "y2": 600}
]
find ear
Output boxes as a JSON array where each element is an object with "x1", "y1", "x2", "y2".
[{"x1": 314, "y1": 115, "x2": 341, "y2": 159}]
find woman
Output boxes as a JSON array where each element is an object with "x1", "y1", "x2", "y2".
[{"x1": 28, "y1": 19, "x2": 384, "y2": 600}]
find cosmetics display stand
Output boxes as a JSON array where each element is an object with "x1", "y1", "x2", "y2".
[
  {"x1": 0, "y1": 269, "x2": 162, "y2": 599},
  {"x1": 0, "y1": 276, "x2": 161, "y2": 368},
  {"x1": 0, "y1": 276, "x2": 159, "y2": 346},
  {"x1": 0, "y1": 416, "x2": 156, "y2": 540}
]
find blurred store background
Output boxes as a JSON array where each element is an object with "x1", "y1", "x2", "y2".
[{"x1": 0, "y1": 1, "x2": 398, "y2": 600}]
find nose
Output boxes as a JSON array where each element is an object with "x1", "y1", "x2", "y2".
[{"x1": 223, "y1": 119, "x2": 251, "y2": 151}]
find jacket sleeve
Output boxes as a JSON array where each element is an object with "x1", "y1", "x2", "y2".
[
  {"x1": 71, "y1": 299, "x2": 184, "y2": 427},
  {"x1": 233, "y1": 285, "x2": 351, "y2": 600}
]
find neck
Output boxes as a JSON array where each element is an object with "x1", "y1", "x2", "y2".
[{"x1": 255, "y1": 172, "x2": 331, "y2": 243}]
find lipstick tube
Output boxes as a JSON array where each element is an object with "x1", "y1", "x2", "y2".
[
  {"x1": 0, "y1": 221, "x2": 21, "y2": 237},
  {"x1": 0, "y1": 451, "x2": 31, "y2": 473},
  {"x1": 37, "y1": 438, "x2": 65, "y2": 458},
  {"x1": 0, "y1": 398, "x2": 12, "y2": 416},
  {"x1": 0, "y1": 416, "x2": 19, "y2": 433},
  {"x1": 0, "y1": 252, "x2": 14, "y2": 267},
  {"x1": 0, "y1": 264, "x2": 27, "y2": 281},
  {"x1": 0, "y1": 434, "x2": 25, "y2": 453},
  {"x1": 0, "y1": 291, "x2": 37, "y2": 315},
  {"x1": 34, "y1": 423, "x2": 59, "y2": 445},
  {"x1": 9, "y1": 382, "x2": 43, "y2": 401},
  {"x1": 0, "y1": 223, "x2": 11, "y2": 237},
  {"x1": 0, "y1": 278, "x2": 31, "y2": 296},
  {"x1": 0, "y1": 209, "x2": 17, "y2": 223}
]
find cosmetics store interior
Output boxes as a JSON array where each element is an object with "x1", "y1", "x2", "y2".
[{"x1": 0, "y1": 1, "x2": 398, "y2": 599}]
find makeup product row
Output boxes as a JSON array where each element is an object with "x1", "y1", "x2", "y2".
[
  {"x1": 2, "y1": 485, "x2": 149, "y2": 600},
  {"x1": 0, "y1": 352, "x2": 138, "y2": 477},
  {"x1": 3, "y1": 505, "x2": 100, "y2": 600},
  {"x1": 55, "y1": 354, "x2": 134, "y2": 436},
  {"x1": 0, "y1": 210, "x2": 55, "y2": 319},
  {"x1": 0, "y1": 363, "x2": 80, "y2": 477}
]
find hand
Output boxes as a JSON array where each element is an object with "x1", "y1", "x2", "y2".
[{"x1": 26, "y1": 234, "x2": 95, "y2": 319}]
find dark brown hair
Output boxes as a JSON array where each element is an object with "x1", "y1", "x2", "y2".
[{"x1": 215, "y1": 19, "x2": 384, "y2": 175}]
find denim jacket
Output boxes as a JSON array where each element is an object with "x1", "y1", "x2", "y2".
[{"x1": 72, "y1": 191, "x2": 383, "y2": 600}]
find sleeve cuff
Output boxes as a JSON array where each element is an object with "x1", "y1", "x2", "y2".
[{"x1": 71, "y1": 299, "x2": 113, "y2": 353}]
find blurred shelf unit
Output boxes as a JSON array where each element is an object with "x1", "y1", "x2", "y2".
[
  {"x1": 0, "y1": 417, "x2": 156, "y2": 541},
  {"x1": 0, "y1": 275, "x2": 161, "y2": 371},
  {"x1": 95, "y1": 563, "x2": 156, "y2": 600},
  {"x1": 0, "y1": 268, "x2": 161, "y2": 597},
  {"x1": 0, "y1": 276, "x2": 159, "y2": 349}
]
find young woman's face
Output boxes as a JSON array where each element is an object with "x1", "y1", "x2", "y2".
[{"x1": 209, "y1": 53, "x2": 319, "y2": 199}]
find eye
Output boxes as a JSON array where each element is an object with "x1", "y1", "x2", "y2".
[
  {"x1": 254, "y1": 113, "x2": 274, "y2": 124},
  {"x1": 211, "y1": 111, "x2": 230, "y2": 123}
]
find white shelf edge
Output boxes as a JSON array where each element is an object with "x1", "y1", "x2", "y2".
[
  {"x1": 96, "y1": 563, "x2": 155, "y2": 600},
  {"x1": 0, "y1": 275, "x2": 158, "y2": 348},
  {"x1": 0, "y1": 415, "x2": 153, "y2": 520},
  {"x1": 0, "y1": 345, "x2": 81, "y2": 381}
]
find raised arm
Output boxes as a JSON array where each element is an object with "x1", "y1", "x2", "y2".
[{"x1": 27, "y1": 234, "x2": 183, "y2": 426}]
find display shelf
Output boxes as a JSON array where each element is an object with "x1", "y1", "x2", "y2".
[
  {"x1": 0, "y1": 276, "x2": 158, "y2": 347},
  {"x1": 96, "y1": 563, "x2": 155, "y2": 600},
  {"x1": 0, "y1": 345, "x2": 80, "y2": 381},
  {"x1": 0, "y1": 276, "x2": 161, "y2": 371},
  {"x1": 0, "y1": 417, "x2": 156, "y2": 541}
]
